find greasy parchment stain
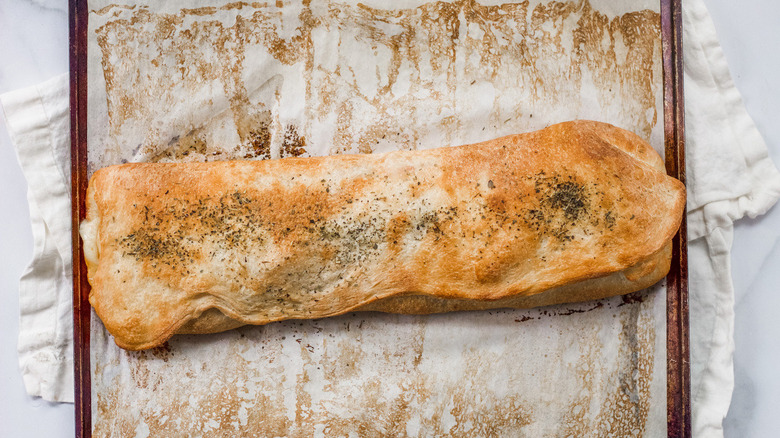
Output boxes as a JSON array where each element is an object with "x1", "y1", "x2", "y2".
[
  {"x1": 88, "y1": 0, "x2": 661, "y2": 169},
  {"x1": 91, "y1": 289, "x2": 660, "y2": 437},
  {"x1": 87, "y1": 0, "x2": 664, "y2": 435}
]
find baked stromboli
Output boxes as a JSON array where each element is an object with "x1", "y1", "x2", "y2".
[{"x1": 80, "y1": 120, "x2": 685, "y2": 350}]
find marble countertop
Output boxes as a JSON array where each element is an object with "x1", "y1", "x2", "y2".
[{"x1": 1, "y1": 1, "x2": 777, "y2": 436}]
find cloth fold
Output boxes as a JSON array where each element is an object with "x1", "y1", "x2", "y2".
[
  {"x1": 682, "y1": 0, "x2": 780, "y2": 436},
  {"x1": 1, "y1": 74, "x2": 73, "y2": 403},
  {"x1": 2, "y1": 1, "x2": 780, "y2": 436},
  {"x1": 684, "y1": 0, "x2": 780, "y2": 242}
]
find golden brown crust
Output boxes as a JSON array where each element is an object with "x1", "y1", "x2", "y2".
[{"x1": 81, "y1": 120, "x2": 685, "y2": 350}]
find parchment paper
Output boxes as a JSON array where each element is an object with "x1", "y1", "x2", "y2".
[{"x1": 87, "y1": 0, "x2": 667, "y2": 435}]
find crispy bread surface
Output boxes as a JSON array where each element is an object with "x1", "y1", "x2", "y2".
[{"x1": 81, "y1": 120, "x2": 685, "y2": 350}]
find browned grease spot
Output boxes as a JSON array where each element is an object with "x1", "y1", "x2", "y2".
[
  {"x1": 147, "y1": 341, "x2": 173, "y2": 360},
  {"x1": 94, "y1": 0, "x2": 660, "y2": 160},
  {"x1": 149, "y1": 128, "x2": 209, "y2": 162},
  {"x1": 281, "y1": 124, "x2": 308, "y2": 158},
  {"x1": 113, "y1": 343, "x2": 174, "y2": 395},
  {"x1": 93, "y1": 3, "x2": 135, "y2": 16},
  {"x1": 182, "y1": 7, "x2": 217, "y2": 16},
  {"x1": 561, "y1": 293, "x2": 654, "y2": 435},
  {"x1": 244, "y1": 124, "x2": 272, "y2": 159}
]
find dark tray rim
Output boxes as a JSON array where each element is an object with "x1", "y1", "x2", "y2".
[{"x1": 69, "y1": 1, "x2": 690, "y2": 436}]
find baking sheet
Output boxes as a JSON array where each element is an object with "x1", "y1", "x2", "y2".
[{"x1": 85, "y1": 0, "x2": 668, "y2": 435}]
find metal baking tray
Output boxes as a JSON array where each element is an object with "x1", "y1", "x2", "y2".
[{"x1": 69, "y1": 0, "x2": 689, "y2": 436}]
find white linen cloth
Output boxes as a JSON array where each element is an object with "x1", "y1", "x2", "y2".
[
  {"x1": 683, "y1": 1, "x2": 780, "y2": 436},
  {"x1": 1, "y1": 74, "x2": 73, "y2": 403},
  {"x1": 2, "y1": 0, "x2": 779, "y2": 435}
]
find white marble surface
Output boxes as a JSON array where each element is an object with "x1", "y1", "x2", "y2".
[{"x1": 0, "y1": 0, "x2": 777, "y2": 436}]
